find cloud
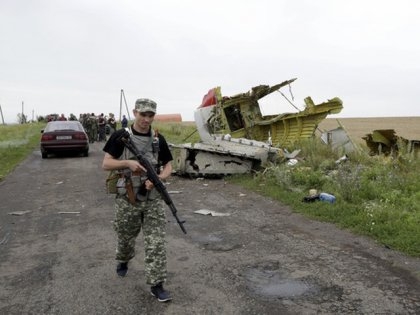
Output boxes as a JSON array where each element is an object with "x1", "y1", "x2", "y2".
[{"x1": 1, "y1": 0, "x2": 420, "y2": 123}]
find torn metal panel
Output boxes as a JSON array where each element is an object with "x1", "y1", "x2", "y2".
[
  {"x1": 362, "y1": 129, "x2": 399, "y2": 156},
  {"x1": 170, "y1": 136, "x2": 280, "y2": 176},
  {"x1": 194, "y1": 209, "x2": 231, "y2": 216},
  {"x1": 320, "y1": 126, "x2": 356, "y2": 153},
  {"x1": 409, "y1": 140, "x2": 420, "y2": 156},
  {"x1": 171, "y1": 144, "x2": 255, "y2": 176},
  {"x1": 362, "y1": 129, "x2": 420, "y2": 156}
]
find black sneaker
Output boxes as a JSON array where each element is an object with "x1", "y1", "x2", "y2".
[
  {"x1": 150, "y1": 283, "x2": 172, "y2": 302},
  {"x1": 116, "y1": 262, "x2": 128, "y2": 277}
]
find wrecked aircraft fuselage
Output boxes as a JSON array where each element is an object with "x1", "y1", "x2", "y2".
[
  {"x1": 171, "y1": 79, "x2": 343, "y2": 176},
  {"x1": 196, "y1": 78, "x2": 343, "y2": 147}
]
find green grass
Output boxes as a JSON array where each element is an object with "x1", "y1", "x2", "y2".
[
  {"x1": 0, "y1": 122, "x2": 45, "y2": 180},
  {"x1": 152, "y1": 122, "x2": 201, "y2": 144},
  {"x1": 1, "y1": 122, "x2": 419, "y2": 257},
  {"x1": 229, "y1": 138, "x2": 420, "y2": 257}
]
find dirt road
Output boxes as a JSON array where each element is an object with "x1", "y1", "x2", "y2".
[{"x1": 1, "y1": 142, "x2": 419, "y2": 314}]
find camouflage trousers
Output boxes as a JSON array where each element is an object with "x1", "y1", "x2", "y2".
[{"x1": 114, "y1": 195, "x2": 167, "y2": 285}]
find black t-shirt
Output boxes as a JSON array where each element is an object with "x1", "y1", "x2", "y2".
[
  {"x1": 108, "y1": 118, "x2": 117, "y2": 128},
  {"x1": 102, "y1": 126, "x2": 173, "y2": 166}
]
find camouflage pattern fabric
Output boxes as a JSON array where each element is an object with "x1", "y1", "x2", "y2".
[
  {"x1": 86, "y1": 116, "x2": 98, "y2": 143},
  {"x1": 114, "y1": 195, "x2": 167, "y2": 285},
  {"x1": 85, "y1": 119, "x2": 94, "y2": 143},
  {"x1": 90, "y1": 116, "x2": 98, "y2": 142}
]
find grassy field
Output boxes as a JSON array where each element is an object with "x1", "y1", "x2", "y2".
[
  {"x1": 318, "y1": 116, "x2": 420, "y2": 145},
  {"x1": 0, "y1": 122, "x2": 44, "y2": 180}
]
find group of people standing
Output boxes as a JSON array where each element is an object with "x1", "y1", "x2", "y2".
[
  {"x1": 46, "y1": 113, "x2": 78, "y2": 122},
  {"x1": 79, "y1": 113, "x2": 128, "y2": 143}
]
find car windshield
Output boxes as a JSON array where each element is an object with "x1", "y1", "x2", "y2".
[{"x1": 45, "y1": 122, "x2": 84, "y2": 132}]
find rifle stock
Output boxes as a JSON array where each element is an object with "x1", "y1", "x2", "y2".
[{"x1": 120, "y1": 131, "x2": 187, "y2": 234}]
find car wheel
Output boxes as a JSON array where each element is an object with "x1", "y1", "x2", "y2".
[
  {"x1": 83, "y1": 150, "x2": 89, "y2": 157},
  {"x1": 42, "y1": 152, "x2": 48, "y2": 159}
]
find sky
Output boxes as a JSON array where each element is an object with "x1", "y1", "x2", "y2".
[{"x1": 1, "y1": 0, "x2": 420, "y2": 123}]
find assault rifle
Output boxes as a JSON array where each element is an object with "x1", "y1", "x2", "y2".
[{"x1": 119, "y1": 130, "x2": 187, "y2": 234}]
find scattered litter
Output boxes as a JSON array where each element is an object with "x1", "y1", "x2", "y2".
[
  {"x1": 58, "y1": 211, "x2": 81, "y2": 214},
  {"x1": 287, "y1": 159, "x2": 298, "y2": 166},
  {"x1": 319, "y1": 193, "x2": 336, "y2": 203},
  {"x1": 335, "y1": 154, "x2": 348, "y2": 164},
  {"x1": 0, "y1": 232, "x2": 10, "y2": 245},
  {"x1": 302, "y1": 192, "x2": 336, "y2": 203},
  {"x1": 194, "y1": 209, "x2": 231, "y2": 216},
  {"x1": 302, "y1": 195, "x2": 320, "y2": 203},
  {"x1": 8, "y1": 210, "x2": 31, "y2": 216},
  {"x1": 56, "y1": 181, "x2": 64, "y2": 185},
  {"x1": 239, "y1": 193, "x2": 246, "y2": 197},
  {"x1": 168, "y1": 191, "x2": 183, "y2": 194},
  {"x1": 309, "y1": 189, "x2": 318, "y2": 196},
  {"x1": 283, "y1": 149, "x2": 301, "y2": 159}
]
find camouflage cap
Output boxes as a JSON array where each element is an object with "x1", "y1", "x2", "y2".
[{"x1": 134, "y1": 98, "x2": 157, "y2": 114}]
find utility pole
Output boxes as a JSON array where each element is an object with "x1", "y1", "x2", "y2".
[
  {"x1": 119, "y1": 90, "x2": 122, "y2": 122},
  {"x1": 0, "y1": 104, "x2": 4, "y2": 124},
  {"x1": 119, "y1": 89, "x2": 131, "y2": 121},
  {"x1": 21, "y1": 101, "x2": 24, "y2": 124}
]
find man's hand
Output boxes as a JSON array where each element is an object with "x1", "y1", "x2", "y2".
[{"x1": 126, "y1": 160, "x2": 147, "y2": 173}]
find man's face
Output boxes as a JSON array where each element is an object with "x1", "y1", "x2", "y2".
[{"x1": 134, "y1": 111, "x2": 155, "y2": 129}]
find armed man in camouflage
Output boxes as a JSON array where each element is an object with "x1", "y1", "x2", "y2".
[
  {"x1": 102, "y1": 98, "x2": 173, "y2": 302},
  {"x1": 86, "y1": 113, "x2": 98, "y2": 143}
]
